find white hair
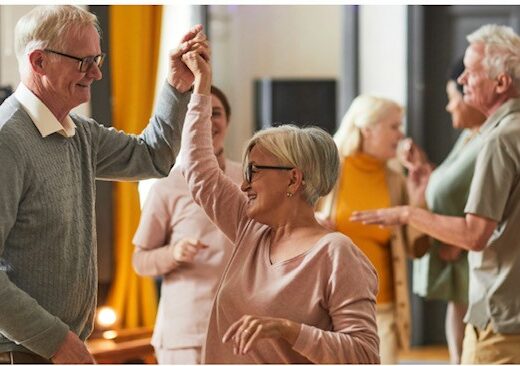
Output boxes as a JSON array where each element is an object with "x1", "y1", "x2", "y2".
[
  {"x1": 467, "y1": 24, "x2": 520, "y2": 92},
  {"x1": 15, "y1": 5, "x2": 100, "y2": 76},
  {"x1": 243, "y1": 125, "x2": 339, "y2": 206},
  {"x1": 334, "y1": 95, "x2": 403, "y2": 158}
]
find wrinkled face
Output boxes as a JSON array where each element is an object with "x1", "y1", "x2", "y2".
[
  {"x1": 44, "y1": 24, "x2": 102, "y2": 111},
  {"x1": 445, "y1": 80, "x2": 485, "y2": 129},
  {"x1": 362, "y1": 108, "x2": 404, "y2": 161},
  {"x1": 240, "y1": 145, "x2": 291, "y2": 222},
  {"x1": 211, "y1": 94, "x2": 229, "y2": 154},
  {"x1": 458, "y1": 43, "x2": 498, "y2": 115}
]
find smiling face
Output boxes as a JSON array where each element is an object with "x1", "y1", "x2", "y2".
[
  {"x1": 240, "y1": 145, "x2": 291, "y2": 223},
  {"x1": 211, "y1": 93, "x2": 229, "y2": 154},
  {"x1": 43, "y1": 24, "x2": 102, "y2": 113},
  {"x1": 445, "y1": 80, "x2": 486, "y2": 129},
  {"x1": 458, "y1": 43, "x2": 498, "y2": 115},
  {"x1": 361, "y1": 108, "x2": 404, "y2": 161}
]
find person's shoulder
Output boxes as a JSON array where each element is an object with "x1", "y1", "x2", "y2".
[
  {"x1": 317, "y1": 232, "x2": 368, "y2": 260},
  {"x1": 315, "y1": 232, "x2": 378, "y2": 278},
  {"x1": 0, "y1": 96, "x2": 30, "y2": 133}
]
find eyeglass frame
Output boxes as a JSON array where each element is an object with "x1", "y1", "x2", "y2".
[
  {"x1": 244, "y1": 162, "x2": 294, "y2": 184},
  {"x1": 44, "y1": 49, "x2": 106, "y2": 72}
]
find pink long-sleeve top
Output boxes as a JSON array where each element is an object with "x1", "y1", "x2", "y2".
[
  {"x1": 132, "y1": 161, "x2": 242, "y2": 349},
  {"x1": 178, "y1": 94, "x2": 380, "y2": 364}
]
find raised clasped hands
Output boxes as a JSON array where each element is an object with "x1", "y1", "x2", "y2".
[
  {"x1": 171, "y1": 238, "x2": 208, "y2": 264},
  {"x1": 350, "y1": 206, "x2": 411, "y2": 227},
  {"x1": 222, "y1": 315, "x2": 298, "y2": 356},
  {"x1": 168, "y1": 24, "x2": 210, "y2": 92}
]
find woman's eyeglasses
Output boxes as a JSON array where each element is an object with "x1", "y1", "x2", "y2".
[{"x1": 244, "y1": 162, "x2": 293, "y2": 184}]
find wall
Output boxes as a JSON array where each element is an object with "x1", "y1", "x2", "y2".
[
  {"x1": 210, "y1": 5, "x2": 342, "y2": 160},
  {"x1": 359, "y1": 5, "x2": 407, "y2": 106}
]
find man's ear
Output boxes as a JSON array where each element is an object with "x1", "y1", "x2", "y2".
[
  {"x1": 28, "y1": 50, "x2": 47, "y2": 75},
  {"x1": 495, "y1": 73, "x2": 513, "y2": 94}
]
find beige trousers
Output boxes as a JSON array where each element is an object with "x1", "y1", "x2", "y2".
[
  {"x1": 154, "y1": 346, "x2": 202, "y2": 365},
  {"x1": 461, "y1": 323, "x2": 520, "y2": 364},
  {"x1": 377, "y1": 303, "x2": 398, "y2": 364}
]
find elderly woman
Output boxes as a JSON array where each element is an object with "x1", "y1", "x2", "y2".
[
  {"x1": 176, "y1": 51, "x2": 379, "y2": 363},
  {"x1": 402, "y1": 58, "x2": 486, "y2": 364},
  {"x1": 132, "y1": 85, "x2": 242, "y2": 364},
  {"x1": 319, "y1": 95, "x2": 427, "y2": 364}
]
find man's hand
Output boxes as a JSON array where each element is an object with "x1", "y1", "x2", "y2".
[
  {"x1": 51, "y1": 330, "x2": 95, "y2": 364},
  {"x1": 350, "y1": 206, "x2": 411, "y2": 226},
  {"x1": 167, "y1": 24, "x2": 210, "y2": 92},
  {"x1": 222, "y1": 315, "x2": 300, "y2": 355},
  {"x1": 170, "y1": 238, "x2": 208, "y2": 263}
]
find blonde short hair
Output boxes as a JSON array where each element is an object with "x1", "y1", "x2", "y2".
[
  {"x1": 334, "y1": 95, "x2": 403, "y2": 158},
  {"x1": 243, "y1": 125, "x2": 339, "y2": 206},
  {"x1": 467, "y1": 24, "x2": 520, "y2": 92},
  {"x1": 15, "y1": 5, "x2": 100, "y2": 75}
]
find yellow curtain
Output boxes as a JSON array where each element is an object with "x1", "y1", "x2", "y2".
[{"x1": 106, "y1": 5, "x2": 163, "y2": 329}]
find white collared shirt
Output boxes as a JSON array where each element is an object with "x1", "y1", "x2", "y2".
[{"x1": 14, "y1": 83, "x2": 76, "y2": 138}]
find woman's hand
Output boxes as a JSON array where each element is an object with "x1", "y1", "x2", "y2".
[
  {"x1": 170, "y1": 238, "x2": 208, "y2": 263},
  {"x1": 398, "y1": 138, "x2": 430, "y2": 171},
  {"x1": 438, "y1": 243, "x2": 464, "y2": 262},
  {"x1": 406, "y1": 163, "x2": 432, "y2": 207},
  {"x1": 222, "y1": 315, "x2": 300, "y2": 355},
  {"x1": 182, "y1": 50, "x2": 211, "y2": 95}
]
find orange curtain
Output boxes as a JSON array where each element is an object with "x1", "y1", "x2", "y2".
[{"x1": 106, "y1": 5, "x2": 163, "y2": 329}]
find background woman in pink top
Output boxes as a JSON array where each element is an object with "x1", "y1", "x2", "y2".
[
  {"x1": 132, "y1": 86, "x2": 242, "y2": 364},
  {"x1": 176, "y1": 48, "x2": 380, "y2": 363}
]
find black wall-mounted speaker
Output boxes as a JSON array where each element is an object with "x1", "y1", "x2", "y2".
[{"x1": 254, "y1": 79, "x2": 337, "y2": 135}]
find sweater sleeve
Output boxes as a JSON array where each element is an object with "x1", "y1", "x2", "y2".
[
  {"x1": 0, "y1": 143, "x2": 69, "y2": 358},
  {"x1": 292, "y1": 243, "x2": 380, "y2": 364},
  {"x1": 94, "y1": 82, "x2": 191, "y2": 180},
  {"x1": 178, "y1": 94, "x2": 249, "y2": 244}
]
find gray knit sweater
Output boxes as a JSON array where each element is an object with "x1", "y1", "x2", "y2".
[{"x1": 0, "y1": 82, "x2": 189, "y2": 358}]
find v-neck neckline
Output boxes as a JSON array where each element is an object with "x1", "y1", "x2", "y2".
[{"x1": 264, "y1": 230, "x2": 336, "y2": 267}]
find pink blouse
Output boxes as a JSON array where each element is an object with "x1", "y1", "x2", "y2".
[{"x1": 178, "y1": 94, "x2": 380, "y2": 364}]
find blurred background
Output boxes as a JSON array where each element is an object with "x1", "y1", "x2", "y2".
[{"x1": 1, "y1": 4, "x2": 519, "y2": 363}]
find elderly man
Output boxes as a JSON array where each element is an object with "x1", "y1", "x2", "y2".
[
  {"x1": 351, "y1": 24, "x2": 520, "y2": 364},
  {"x1": 0, "y1": 5, "x2": 208, "y2": 364}
]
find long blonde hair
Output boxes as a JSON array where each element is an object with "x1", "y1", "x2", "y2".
[{"x1": 334, "y1": 95, "x2": 403, "y2": 158}]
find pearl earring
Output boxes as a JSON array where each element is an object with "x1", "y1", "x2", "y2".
[{"x1": 286, "y1": 192, "x2": 293, "y2": 197}]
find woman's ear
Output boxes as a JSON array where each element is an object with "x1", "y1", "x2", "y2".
[{"x1": 287, "y1": 168, "x2": 305, "y2": 194}]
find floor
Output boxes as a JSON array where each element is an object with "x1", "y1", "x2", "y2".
[{"x1": 399, "y1": 345, "x2": 450, "y2": 364}]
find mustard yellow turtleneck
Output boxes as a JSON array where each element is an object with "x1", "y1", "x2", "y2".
[{"x1": 335, "y1": 153, "x2": 394, "y2": 304}]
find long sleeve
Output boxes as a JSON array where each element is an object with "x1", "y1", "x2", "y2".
[
  {"x1": 178, "y1": 94, "x2": 248, "y2": 243},
  {"x1": 95, "y1": 82, "x2": 190, "y2": 180},
  {"x1": 0, "y1": 143, "x2": 69, "y2": 358},
  {"x1": 292, "y1": 243, "x2": 380, "y2": 364},
  {"x1": 132, "y1": 180, "x2": 180, "y2": 276}
]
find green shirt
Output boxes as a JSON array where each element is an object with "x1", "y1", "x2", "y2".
[
  {"x1": 413, "y1": 129, "x2": 483, "y2": 302},
  {"x1": 464, "y1": 97, "x2": 520, "y2": 333}
]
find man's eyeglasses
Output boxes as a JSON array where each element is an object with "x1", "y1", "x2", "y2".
[
  {"x1": 45, "y1": 49, "x2": 106, "y2": 73},
  {"x1": 244, "y1": 162, "x2": 294, "y2": 184}
]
